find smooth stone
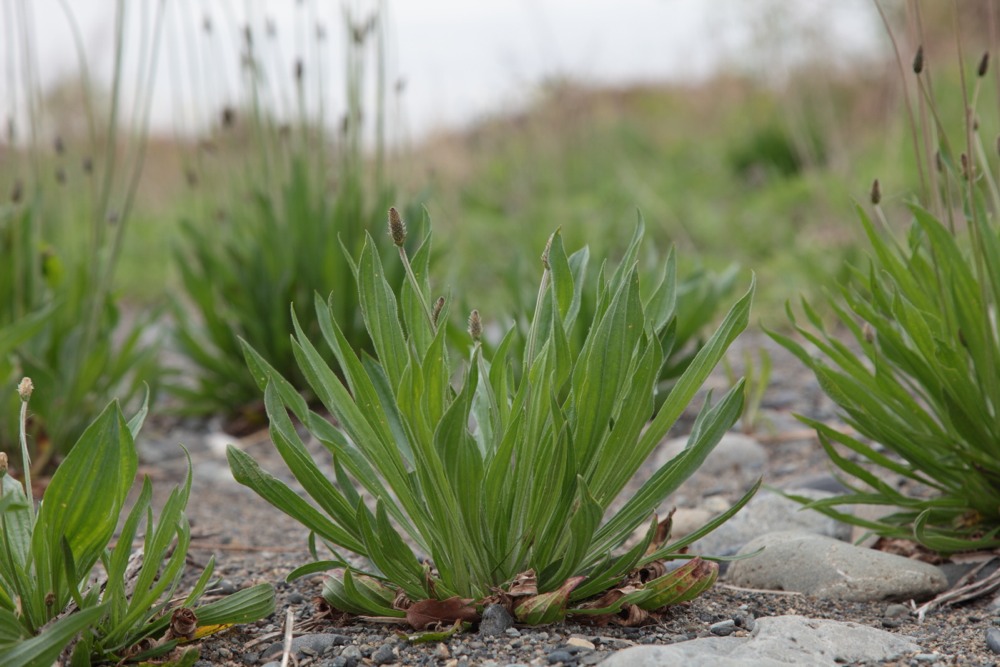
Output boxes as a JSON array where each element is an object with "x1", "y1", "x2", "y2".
[
  {"x1": 780, "y1": 473, "x2": 848, "y2": 495},
  {"x1": 259, "y1": 633, "x2": 351, "y2": 660},
  {"x1": 727, "y1": 531, "x2": 948, "y2": 602},
  {"x1": 595, "y1": 615, "x2": 921, "y2": 667},
  {"x1": 987, "y1": 627, "x2": 1000, "y2": 654},
  {"x1": 655, "y1": 433, "x2": 767, "y2": 479},
  {"x1": 480, "y1": 603, "x2": 515, "y2": 636},
  {"x1": 547, "y1": 650, "x2": 574, "y2": 664},
  {"x1": 884, "y1": 603, "x2": 911, "y2": 619},
  {"x1": 670, "y1": 508, "x2": 715, "y2": 540},
  {"x1": 709, "y1": 619, "x2": 737, "y2": 636},
  {"x1": 371, "y1": 643, "x2": 397, "y2": 665},
  {"x1": 340, "y1": 645, "x2": 362, "y2": 667},
  {"x1": 691, "y1": 489, "x2": 851, "y2": 558}
]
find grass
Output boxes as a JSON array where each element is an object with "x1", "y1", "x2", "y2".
[{"x1": 78, "y1": 66, "x2": 925, "y2": 328}]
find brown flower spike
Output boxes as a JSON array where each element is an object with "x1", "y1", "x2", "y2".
[
  {"x1": 389, "y1": 207, "x2": 406, "y2": 247},
  {"x1": 468, "y1": 310, "x2": 482, "y2": 342}
]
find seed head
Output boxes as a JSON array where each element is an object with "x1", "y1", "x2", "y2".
[
  {"x1": 221, "y1": 106, "x2": 235, "y2": 128},
  {"x1": 294, "y1": 59, "x2": 304, "y2": 83},
  {"x1": 913, "y1": 45, "x2": 924, "y2": 74},
  {"x1": 961, "y1": 152, "x2": 971, "y2": 179},
  {"x1": 82, "y1": 156, "x2": 93, "y2": 174},
  {"x1": 10, "y1": 179, "x2": 22, "y2": 204},
  {"x1": 862, "y1": 322, "x2": 875, "y2": 344},
  {"x1": 468, "y1": 310, "x2": 482, "y2": 342},
  {"x1": 935, "y1": 150, "x2": 943, "y2": 173},
  {"x1": 870, "y1": 178, "x2": 881, "y2": 205},
  {"x1": 53, "y1": 136, "x2": 64, "y2": 155},
  {"x1": 432, "y1": 296, "x2": 445, "y2": 327},
  {"x1": 17, "y1": 377, "x2": 33, "y2": 402},
  {"x1": 388, "y1": 207, "x2": 406, "y2": 247},
  {"x1": 541, "y1": 234, "x2": 553, "y2": 270},
  {"x1": 979, "y1": 51, "x2": 990, "y2": 78}
]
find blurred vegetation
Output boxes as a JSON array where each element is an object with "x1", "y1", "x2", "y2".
[
  {"x1": 0, "y1": 0, "x2": 162, "y2": 466},
  {"x1": 166, "y1": 7, "x2": 420, "y2": 423},
  {"x1": 1, "y1": 1, "x2": 995, "y2": 426}
]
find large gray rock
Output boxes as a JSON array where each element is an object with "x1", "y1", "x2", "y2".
[
  {"x1": 597, "y1": 615, "x2": 921, "y2": 667},
  {"x1": 727, "y1": 531, "x2": 948, "y2": 601},
  {"x1": 691, "y1": 488, "x2": 851, "y2": 557}
]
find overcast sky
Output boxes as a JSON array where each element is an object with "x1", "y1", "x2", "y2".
[{"x1": 1, "y1": 0, "x2": 885, "y2": 141}]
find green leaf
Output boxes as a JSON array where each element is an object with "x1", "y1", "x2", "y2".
[
  {"x1": 0, "y1": 605, "x2": 105, "y2": 667},
  {"x1": 32, "y1": 402, "x2": 136, "y2": 617},
  {"x1": 193, "y1": 584, "x2": 275, "y2": 626}
]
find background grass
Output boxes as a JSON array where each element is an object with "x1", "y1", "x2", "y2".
[
  {"x1": 4, "y1": 2, "x2": 995, "y2": 407},
  {"x1": 102, "y1": 66, "x2": 910, "y2": 325}
]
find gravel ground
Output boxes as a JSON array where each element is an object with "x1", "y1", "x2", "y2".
[{"x1": 134, "y1": 330, "x2": 1000, "y2": 666}]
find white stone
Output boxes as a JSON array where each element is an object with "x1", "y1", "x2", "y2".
[
  {"x1": 596, "y1": 615, "x2": 921, "y2": 667},
  {"x1": 726, "y1": 531, "x2": 948, "y2": 602}
]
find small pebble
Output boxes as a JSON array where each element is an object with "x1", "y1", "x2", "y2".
[
  {"x1": 547, "y1": 649, "x2": 574, "y2": 664},
  {"x1": 340, "y1": 645, "x2": 362, "y2": 667},
  {"x1": 986, "y1": 627, "x2": 1000, "y2": 654},
  {"x1": 371, "y1": 642, "x2": 397, "y2": 665},
  {"x1": 480, "y1": 603, "x2": 515, "y2": 636},
  {"x1": 733, "y1": 610, "x2": 755, "y2": 632},
  {"x1": 884, "y1": 603, "x2": 910, "y2": 619},
  {"x1": 911, "y1": 654, "x2": 942, "y2": 663},
  {"x1": 216, "y1": 578, "x2": 238, "y2": 595},
  {"x1": 566, "y1": 637, "x2": 595, "y2": 651},
  {"x1": 709, "y1": 619, "x2": 737, "y2": 636}
]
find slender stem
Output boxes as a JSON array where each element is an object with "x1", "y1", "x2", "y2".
[
  {"x1": 18, "y1": 398, "x2": 34, "y2": 524},
  {"x1": 398, "y1": 247, "x2": 436, "y2": 329}
]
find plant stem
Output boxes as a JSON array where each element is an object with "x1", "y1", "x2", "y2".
[
  {"x1": 398, "y1": 247, "x2": 436, "y2": 329},
  {"x1": 18, "y1": 396, "x2": 34, "y2": 523}
]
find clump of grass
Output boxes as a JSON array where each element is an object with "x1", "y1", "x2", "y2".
[
  {"x1": 228, "y1": 210, "x2": 758, "y2": 628},
  {"x1": 170, "y1": 3, "x2": 414, "y2": 425},
  {"x1": 771, "y1": 10, "x2": 1000, "y2": 552}
]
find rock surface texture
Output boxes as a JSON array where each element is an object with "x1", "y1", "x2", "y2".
[
  {"x1": 727, "y1": 531, "x2": 949, "y2": 601},
  {"x1": 597, "y1": 615, "x2": 922, "y2": 667}
]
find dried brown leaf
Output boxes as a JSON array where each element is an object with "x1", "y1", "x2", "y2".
[
  {"x1": 507, "y1": 569, "x2": 538, "y2": 597},
  {"x1": 405, "y1": 597, "x2": 479, "y2": 630},
  {"x1": 393, "y1": 588, "x2": 413, "y2": 611},
  {"x1": 644, "y1": 509, "x2": 675, "y2": 556},
  {"x1": 873, "y1": 537, "x2": 947, "y2": 564},
  {"x1": 620, "y1": 603, "x2": 652, "y2": 627}
]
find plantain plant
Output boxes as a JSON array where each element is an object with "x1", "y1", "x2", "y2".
[
  {"x1": 228, "y1": 209, "x2": 757, "y2": 627},
  {"x1": 0, "y1": 380, "x2": 274, "y2": 666},
  {"x1": 770, "y1": 44, "x2": 1000, "y2": 552}
]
